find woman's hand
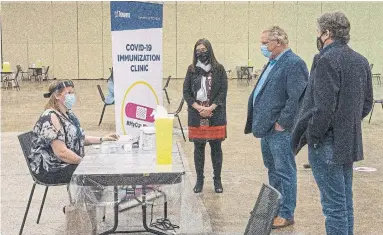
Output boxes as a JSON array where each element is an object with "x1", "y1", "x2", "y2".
[
  {"x1": 192, "y1": 103, "x2": 204, "y2": 112},
  {"x1": 102, "y1": 133, "x2": 120, "y2": 142},
  {"x1": 199, "y1": 106, "x2": 213, "y2": 118}
]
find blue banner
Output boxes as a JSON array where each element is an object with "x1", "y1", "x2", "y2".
[{"x1": 111, "y1": 1, "x2": 163, "y2": 31}]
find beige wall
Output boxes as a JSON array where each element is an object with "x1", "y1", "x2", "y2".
[
  {"x1": 1, "y1": 1, "x2": 111, "y2": 80},
  {"x1": 2, "y1": 1, "x2": 383, "y2": 79}
]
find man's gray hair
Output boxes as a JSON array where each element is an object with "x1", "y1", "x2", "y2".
[
  {"x1": 317, "y1": 12, "x2": 350, "y2": 43},
  {"x1": 263, "y1": 26, "x2": 289, "y2": 45}
]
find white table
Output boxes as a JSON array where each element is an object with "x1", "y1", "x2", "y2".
[{"x1": 71, "y1": 142, "x2": 185, "y2": 235}]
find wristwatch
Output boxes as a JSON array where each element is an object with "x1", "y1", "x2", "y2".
[{"x1": 100, "y1": 137, "x2": 103, "y2": 143}]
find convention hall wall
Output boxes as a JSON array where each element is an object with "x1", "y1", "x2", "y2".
[{"x1": 1, "y1": 2, "x2": 382, "y2": 79}]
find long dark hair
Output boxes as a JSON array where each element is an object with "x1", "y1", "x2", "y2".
[{"x1": 191, "y1": 38, "x2": 219, "y2": 72}]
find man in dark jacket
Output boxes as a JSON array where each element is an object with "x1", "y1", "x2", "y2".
[
  {"x1": 245, "y1": 26, "x2": 308, "y2": 229},
  {"x1": 302, "y1": 54, "x2": 320, "y2": 169},
  {"x1": 292, "y1": 12, "x2": 373, "y2": 235}
]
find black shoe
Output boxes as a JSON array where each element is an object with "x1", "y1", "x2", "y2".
[
  {"x1": 193, "y1": 178, "x2": 204, "y2": 193},
  {"x1": 303, "y1": 163, "x2": 311, "y2": 169},
  {"x1": 213, "y1": 178, "x2": 223, "y2": 193}
]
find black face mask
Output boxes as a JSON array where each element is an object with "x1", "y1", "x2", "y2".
[
  {"x1": 317, "y1": 32, "x2": 329, "y2": 51},
  {"x1": 197, "y1": 51, "x2": 210, "y2": 64}
]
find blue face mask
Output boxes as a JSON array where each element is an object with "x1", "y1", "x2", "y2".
[
  {"x1": 260, "y1": 45, "x2": 272, "y2": 58},
  {"x1": 64, "y1": 93, "x2": 76, "y2": 110}
]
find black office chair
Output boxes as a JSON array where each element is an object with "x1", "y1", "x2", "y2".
[
  {"x1": 236, "y1": 66, "x2": 243, "y2": 79},
  {"x1": 36, "y1": 68, "x2": 44, "y2": 82},
  {"x1": 41, "y1": 66, "x2": 50, "y2": 81},
  {"x1": 163, "y1": 76, "x2": 171, "y2": 104},
  {"x1": 97, "y1": 85, "x2": 114, "y2": 126},
  {"x1": 370, "y1": 63, "x2": 381, "y2": 85},
  {"x1": 18, "y1": 131, "x2": 69, "y2": 235},
  {"x1": 245, "y1": 67, "x2": 254, "y2": 86},
  {"x1": 16, "y1": 65, "x2": 30, "y2": 80},
  {"x1": 240, "y1": 66, "x2": 251, "y2": 80},
  {"x1": 108, "y1": 67, "x2": 113, "y2": 82},
  {"x1": 225, "y1": 70, "x2": 232, "y2": 80},
  {"x1": 368, "y1": 99, "x2": 383, "y2": 123},
  {"x1": 244, "y1": 184, "x2": 282, "y2": 235},
  {"x1": 6, "y1": 67, "x2": 21, "y2": 90},
  {"x1": 169, "y1": 98, "x2": 186, "y2": 141}
]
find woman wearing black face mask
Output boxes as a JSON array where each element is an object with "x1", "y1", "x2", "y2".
[{"x1": 183, "y1": 38, "x2": 228, "y2": 193}]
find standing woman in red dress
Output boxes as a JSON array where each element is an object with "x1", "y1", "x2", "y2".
[{"x1": 183, "y1": 38, "x2": 228, "y2": 193}]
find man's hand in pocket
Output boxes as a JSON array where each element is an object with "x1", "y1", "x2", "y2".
[{"x1": 275, "y1": 122, "x2": 285, "y2": 132}]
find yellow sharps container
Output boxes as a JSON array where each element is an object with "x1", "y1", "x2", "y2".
[
  {"x1": 3, "y1": 62, "x2": 11, "y2": 72},
  {"x1": 37, "y1": 60, "x2": 42, "y2": 68},
  {"x1": 155, "y1": 114, "x2": 174, "y2": 165}
]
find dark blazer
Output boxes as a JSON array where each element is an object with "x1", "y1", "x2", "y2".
[
  {"x1": 291, "y1": 41, "x2": 373, "y2": 164},
  {"x1": 310, "y1": 54, "x2": 321, "y2": 73},
  {"x1": 244, "y1": 49, "x2": 309, "y2": 137},
  {"x1": 183, "y1": 63, "x2": 228, "y2": 127}
]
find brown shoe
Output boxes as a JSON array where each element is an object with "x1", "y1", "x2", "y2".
[{"x1": 272, "y1": 216, "x2": 295, "y2": 229}]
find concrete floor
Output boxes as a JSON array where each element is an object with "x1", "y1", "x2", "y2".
[{"x1": 1, "y1": 78, "x2": 382, "y2": 235}]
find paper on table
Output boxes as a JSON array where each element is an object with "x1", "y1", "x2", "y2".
[{"x1": 117, "y1": 135, "x2": 134, "y2": 142}]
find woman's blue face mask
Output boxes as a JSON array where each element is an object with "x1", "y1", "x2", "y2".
[{"x1": 64, "y1": 93, "x2": 76, "y2": 110}]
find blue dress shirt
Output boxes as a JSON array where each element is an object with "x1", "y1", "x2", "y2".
[{"x1": 253, "y1": 48, "x2": 291, "y2": 106}]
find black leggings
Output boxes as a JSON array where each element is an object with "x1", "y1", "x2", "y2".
[
  {"x1": 35, "y1": 164, "x2": 78, "y2": 185},
  {"x1": 194, "y1": 140, "x2": 223, "y2": 180}
]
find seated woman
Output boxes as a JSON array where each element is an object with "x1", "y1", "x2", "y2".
[{"x1": 29, "y1": 80, "x2": 119, "y2": 184}]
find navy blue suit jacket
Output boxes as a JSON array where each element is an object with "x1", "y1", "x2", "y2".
[{"x1": 244, "y1": 49, "x2": 309, "y2": 137}]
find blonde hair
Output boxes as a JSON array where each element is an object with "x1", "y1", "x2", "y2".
[
  {"x1": 44, "y1": 81, "x2": 67, "y2": 110},
  {"x1": 263, "y1": 26, "x2": 289, "y2": 45}
]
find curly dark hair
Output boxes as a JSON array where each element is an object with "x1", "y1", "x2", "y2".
[{"x1": 317, "y1": 12, "x2": 350, "y2": 43}]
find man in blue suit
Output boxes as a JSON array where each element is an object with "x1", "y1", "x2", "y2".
[{"x1": 244, "y1": 26, "x2": 309, "y2": 229}]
